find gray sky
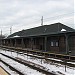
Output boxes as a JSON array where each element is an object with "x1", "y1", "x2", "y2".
[{"x1": 0, "y1": 0, "x2": 74, "y2": 36}]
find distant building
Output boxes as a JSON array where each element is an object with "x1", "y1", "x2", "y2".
[{"x1": 1, "y1": 23, "x2": 75, "y2": 55}]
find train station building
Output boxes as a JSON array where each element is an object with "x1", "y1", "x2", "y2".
[{"x1": 1, "y1": 23, "x2": 75, "y2": 56}]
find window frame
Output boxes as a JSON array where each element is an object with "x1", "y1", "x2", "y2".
[{"x1": 50, "y1": 40, "x2": 59, "y2": 47}]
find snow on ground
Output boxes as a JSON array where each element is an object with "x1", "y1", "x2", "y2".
[
  {"x1": 0, "y1": 54, "x2": 45, "y2": 75},
  {"x1": 0, "y1": 62, "x2": 19, "y2": 75},
  {"x1": 0, "y1": 49, "x2": 75, "y2": 75}
]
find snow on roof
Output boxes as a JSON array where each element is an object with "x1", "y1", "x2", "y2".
[
  {"x1": 61, "y1": 28, "x2": 67, "y2": 32},
  {"x1": 13, "y1": 35, "x2": 20, "y2": 37}
]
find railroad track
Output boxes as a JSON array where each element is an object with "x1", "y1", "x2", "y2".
[
  {"x1": 0, "y1": 53, "x2": 56, "y2": 75},
  {"x1": 0, "y1": 47, "x2": 75, "y2": 68},
  {"x1": 0, "y1": 59, "x2": 25, "y2": 75},
  {"x1": 0, "y1": 47, "x2": 75, "y2": 75},
  {"x1": 1, "y1": 46, "x2": 75, "y2": 61}
]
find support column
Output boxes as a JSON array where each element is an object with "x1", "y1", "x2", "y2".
[
  {"x1": 10, "y1": 39, "x2": 11, "y2": 47},
  {"x1": 5, "y1": 40, "x2": 7, "y2": 46},
  {"x1": 21, "y1": 38, "x2": 24, "y2": 48},
  {"x1": 1, "y1": 39, "x2": 2, "y2": 46},
  {"x1": 31, "y1": 38, "x2": 33, "y2": 50},
  {"x1": 65, "y1": 34, "x2": 69, "y2": 55},
  {"x1": 44, "y1": 36, "x2": 47, "y2": 52},
  {"x1": 65, "y1": 34, "x2": 69, "y2": 72},
  {"x1": 6, "y1": 40, "x2": 8, "y2": 46},
  {"x1": 15, "y1": 39, "x2": 16, "y2": 48}
]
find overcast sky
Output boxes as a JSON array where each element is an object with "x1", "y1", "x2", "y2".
[{"x1": 0, "y1": 0, "x2": 74, "y2": 36}]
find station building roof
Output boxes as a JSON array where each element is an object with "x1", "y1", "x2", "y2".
[{"x1": 7, "y1": 23, "x2": 75, "y2": 38}]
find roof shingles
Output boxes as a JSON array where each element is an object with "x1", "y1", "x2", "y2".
[{"x1": 8, "y1": 23, "x2": 75, "y2": 38}]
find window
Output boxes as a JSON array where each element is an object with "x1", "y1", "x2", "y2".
[
  {"x1": 56, "y1": 42, "x2": 58, "y2": 46},
  {"x1": 51, "y1": 42, "x2": 54, "y2": 46},
  {"x1": 50, "y1": 41, "x2": 59, "y2": 47}
]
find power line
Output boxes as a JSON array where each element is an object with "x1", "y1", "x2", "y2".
[
  {"x1": 0, "y1": 12, "x2": 74, "y2": 28},
  {"x1": 0, "y1": 12, "x2": 74, "y2": 34},
  {"x1": 44, "y1": 12, "x2": 74, "y2": 20}
]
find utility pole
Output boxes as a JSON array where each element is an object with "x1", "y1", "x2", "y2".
[
  {"x1": 1, "y1": 29, "x2": 2, "y2": 46},
  {"x1": 1, "y1": 29, "x2": 2, "y2": 37},
  {"x1": 10, "y1": 26, "x2": 12, "y2": 35},
  {"x1": 41, "y1": 16, "x2": 43, "y2": 26}
]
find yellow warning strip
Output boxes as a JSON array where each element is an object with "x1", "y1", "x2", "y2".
[{"x1": 0, "y1": 67, "x2": 8, "y2": 75}]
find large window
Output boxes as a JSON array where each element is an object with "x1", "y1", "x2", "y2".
[{"x1": 51, "y1": 41, "x2": 59, "y2": 47}]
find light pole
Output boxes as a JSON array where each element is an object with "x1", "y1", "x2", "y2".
[
  {"x1": 65, "y1": 33, "x2": 70, "y2": 72},
  {"x1": 61, "y1": 29, "x2": 68, "y2": 72}
]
